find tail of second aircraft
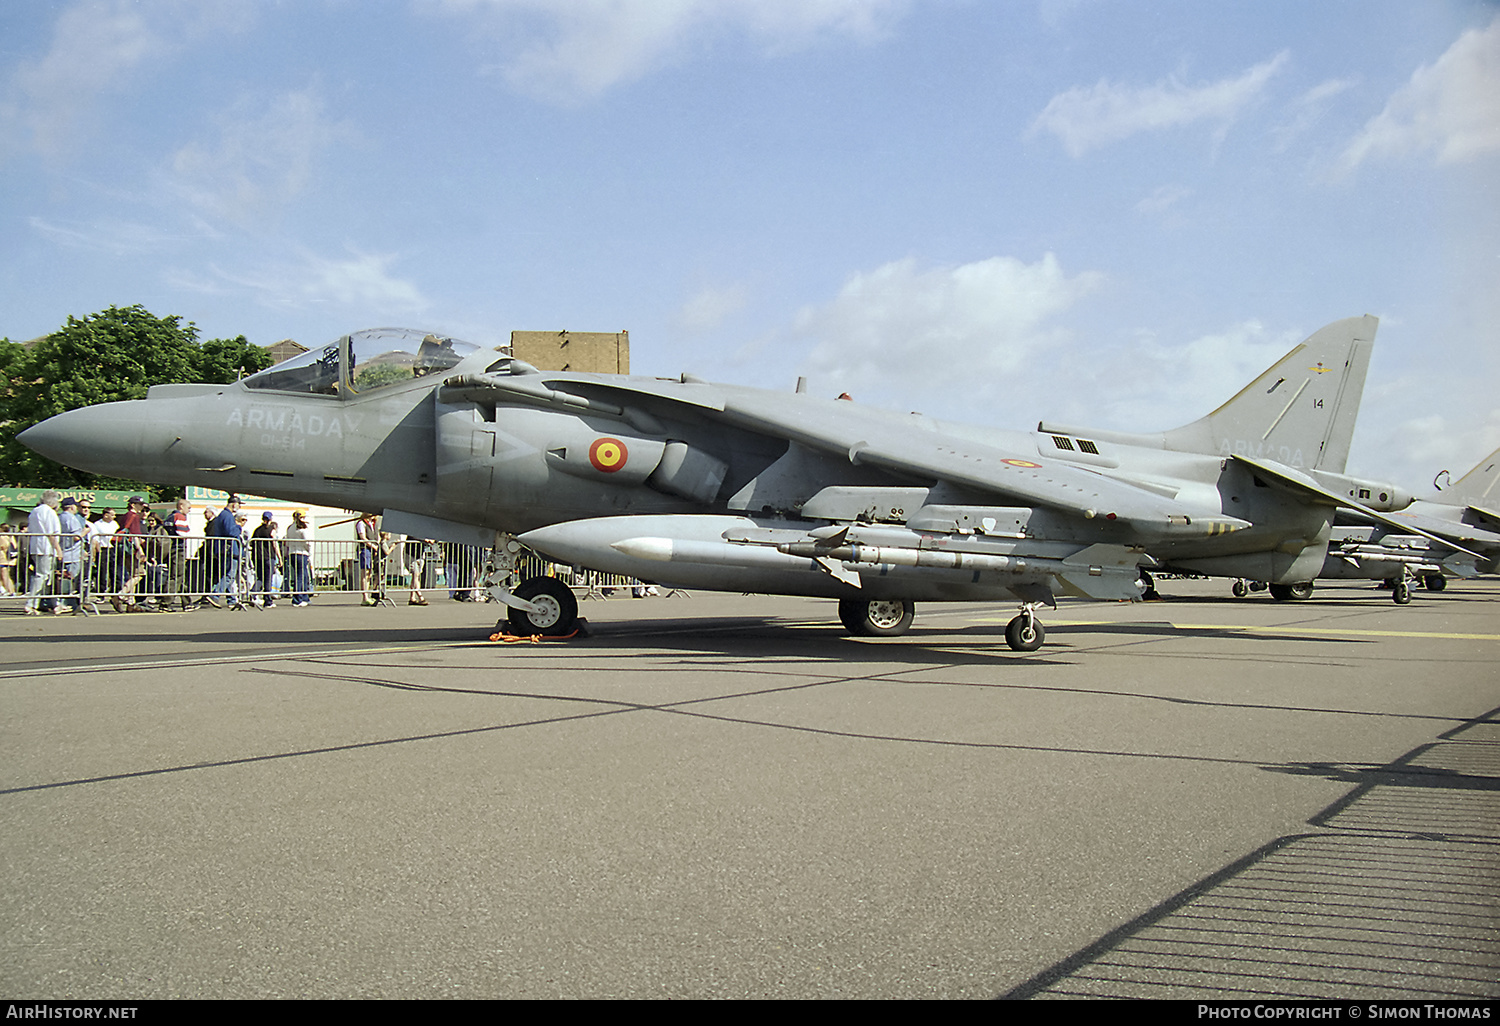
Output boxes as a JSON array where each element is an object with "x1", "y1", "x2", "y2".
[{"x1": 1431, "y1": 446, "x2": 1500, "y2": 507}]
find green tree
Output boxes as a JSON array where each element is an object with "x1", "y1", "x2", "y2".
[
  {"x1": 0, "y1": 305, "x2": 275, "y2": 493},
  {"x1": 199, "y1": 334, "x2": 275, "y2": 383}
]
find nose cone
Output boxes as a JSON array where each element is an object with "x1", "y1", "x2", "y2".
[{"x1": 18, "y1": 402, "x2": 150, "y2": 477}]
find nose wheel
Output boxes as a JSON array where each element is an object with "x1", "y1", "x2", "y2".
[
  {"x1": 1005, "y1": 605, "x2": 1045, "y2": 652},
  {"x1": 505, "y1": 576, "x2": 580, "y2": 636}
]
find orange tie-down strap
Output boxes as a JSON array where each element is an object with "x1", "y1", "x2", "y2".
[{"x1": 488, "y1": 628, "x2": 585, "y2": 644}]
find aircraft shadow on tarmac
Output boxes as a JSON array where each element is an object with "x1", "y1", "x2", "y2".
[
  {"x1": 8, "y1": 623, "x2": 498, "y2": 651},
  {"x1": 14, "y1": 650, "x2": 1413, "y2": 802},
  {"x1": 5, "y1": 610, "x2": 1372, "y2": 662},
  {"x1": 7, "y1": 620, "x2": 1432, "y2": 803},
  {"x1": 1142, "y1": 585, "x2": 1466, "y2": 606},
  {"x1": 578, "y1": 611, "x2": 1374, "y2": 647}
]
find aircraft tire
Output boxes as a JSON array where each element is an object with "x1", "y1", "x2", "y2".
[
  {"x1": 507, "y1": 577, "x2": 579, "y2": 636},
  {"x1": 1422, "y1": 573, "x2": 1447, "y2": 592},
  {"x1": 1392, "y1": 581, "x2": 1411, "y2": 605},
  {"x1": 1140, "y1": 569, "x2": 1160, "y2": 601},
  {"x1": 1005, "y1": 614, "x2": 1045, "y2": 652},
  {"x1": 839, "y1": 598, "x2": 914, "y2": 637},
  {"x1": 1232, "y1": 580, "x2": 1248, "y2": 598},
  {"x1": 1268, "y1": 582, "x2": 1313, "y2": 602}
]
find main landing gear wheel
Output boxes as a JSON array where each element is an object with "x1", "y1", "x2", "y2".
[
  {"x1": 1005, "y1": 612, "x2": 1045, "y2": 652},
  {"x1": 1140, "y1": 569, "x2": 1161, "y2": 601},
  {"x1": 1422, "y1": 572, "x2": 1447, "y2": 592},
  {"x1": 838, "y1": 598, "x2": 914, "y2": 637},
  {"x1": 506, "y1": 577, "x2": 579, "y2": 636},
  {"x1": 1269, "y1": 582, "x2": 1314, "y2": 602}
]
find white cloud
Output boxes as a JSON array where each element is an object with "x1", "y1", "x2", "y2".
[
  {"x1": 1134, "y1": 185, "x2": 1192, "y2": 216},
  {"x1": 1031, "y1": 52, "x2": 1289, "y2": 157},
  {"x1": 785, "y1": 266, "x2": 1325, "y2": 438},
  {"x1": 1270, "y1": 77, "x2": 1356, "y2": 151},
  {"x1": 29, "y1": 214, "x2": 219, "y2": 255},
  {"x1": 5, "y1": 0, "x2": 168, "y2": 156},
  {"x1": 1340, "y1": 16, "x2": 1500, "y2": 170},
  {"x1": 169, "y1": 87, "x2": 353, "y2": 226},
  {"x1": 1350, "y1": 403, "x2": 1500, "y2": 494},
  {"x1": 432, "y1": 0, "x2": 907, "y2": 102},
  {"x1": 1346, "y1": 352, "x2": 1500, "y2": 487},
  {"x1": 301, "y1": 250, "x2": 427, "y2": 312},
  {"x1": 674, "y1": 282, "x2": 750, "y2": 334},
  {"x1": 795, "y1": 253, "x2": 1103, "y2": 406},
  {"x1": 171, "y1": 247, "x2": 428, "y2": 316},
  {"x1": 1058, "y1": 321, "x2": 1298, "y2": 432},
  {"x1": 3, "y1": 0, "x2": 256, "y2": 158}
]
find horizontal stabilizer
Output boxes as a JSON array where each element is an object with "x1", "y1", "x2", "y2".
[
  {"x1": 1233, "y1": 455, "x2": 1483, "y2": 559},
  {"x1": 1468, "y1": 504, "x2": 1500, "y2": 530}
]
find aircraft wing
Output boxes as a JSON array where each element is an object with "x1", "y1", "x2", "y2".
[
  {"x1": 450, "y1": 369, "x2": 1248, "y2": 540},
  {"x1": 1233, "y1": 455, "x2": 1488, "y2": 558},
  {"x1": 438, "y1": 371, "x2": 727, "y2": 415},
  {"x1": 711, "y1": 389, "x2": 1252, "y2": 540}
]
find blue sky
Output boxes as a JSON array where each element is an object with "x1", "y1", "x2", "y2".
[{"x1": 3, "y1": 0, "x2": 1497, "y2": 488}]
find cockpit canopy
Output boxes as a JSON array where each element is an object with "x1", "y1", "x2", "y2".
[{"x1": 243, "y1": 328, "x2": 479, "y2": 396}]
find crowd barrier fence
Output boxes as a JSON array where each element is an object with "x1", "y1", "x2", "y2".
[{"x1": 0, "y1": 532, "x2": 652, "y2": 610}]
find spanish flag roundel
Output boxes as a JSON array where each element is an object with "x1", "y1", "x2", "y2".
[{"x1": 589, "y1": 437, "x2": 629, "y2": 473}]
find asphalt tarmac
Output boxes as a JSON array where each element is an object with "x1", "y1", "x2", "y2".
[{"x1": 2, "y1": 579, "x2": 1497, "y2": 1000}]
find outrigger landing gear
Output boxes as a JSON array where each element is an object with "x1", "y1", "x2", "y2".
[
  {"x1": 838, "y1": 598, "x2": 914, "y2": 637},
  {"x1": 1391, "y1": 573, "x2": 1412, "y2": 605},
  {"x1": 1005, "y1": 604, "x2": 1045, "y2": 652}
]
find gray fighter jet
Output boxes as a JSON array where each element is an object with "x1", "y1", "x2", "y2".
[
  {"x1": 1318, "y1": 446, "x2": 1500, "y2": 600},
  {"x1": 19, "y1": 316, "x2": 1443, "y2": 650}
]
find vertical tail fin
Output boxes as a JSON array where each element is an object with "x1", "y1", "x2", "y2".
[
  {"x1": 1159, "y1": 315, "x2": 1377, "y2": 472},
  {"x1": 1434, "y1": 447, "x2": 1500, "y2": 507}
]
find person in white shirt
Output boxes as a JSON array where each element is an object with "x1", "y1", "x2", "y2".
[
  {"x1": 23, "y1": 490, "x2": 62, "y2": 615},
  {"x1": 88, "y1": 508, "x2": 119, "y2": 595}
]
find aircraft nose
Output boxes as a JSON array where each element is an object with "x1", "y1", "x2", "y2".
[{"x1": 18, "y1": 403, "x2": 150, "y2": 477}]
